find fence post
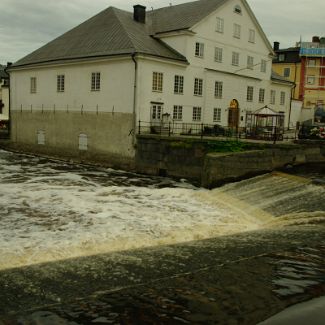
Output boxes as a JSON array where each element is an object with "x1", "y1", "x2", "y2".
[
  {"x1": 201, "y1": 123, "x2": 203, "y2": 139},
  {"x1": 273, "y1": 126, "x2": 277, "y2": 144},
  {"x1": 138, "y1": 120, "x2": 141, "y2": 135},
  {"x1": 168, "y1": 122, "x2": 171, "y2": 136}
]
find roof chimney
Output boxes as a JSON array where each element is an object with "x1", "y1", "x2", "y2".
[
  {"x1": 133, "y1": 5, "x2": 146, "y2": 23},
  {"x1": 312, "y1": 36, "x2": 320, "y2": 43},
  {"x1": 273, "y1": 41, "x2": 280, "y2": 51}
]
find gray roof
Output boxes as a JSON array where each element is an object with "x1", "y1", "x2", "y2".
[
  {"x1": 271, "y1": 70, "x2": 294, "y2": 85},
  {"x1": 149, "y1": 0, "x2": 227, "y2": 34},
  {"x1": 13, "y1": 0, "x2": 230, "y2": 68}
]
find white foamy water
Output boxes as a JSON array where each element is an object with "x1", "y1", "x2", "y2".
[
  {"x1": 0, "y1": 151, "x2": 264, "y2": 270},
  {"x1": 0, "y1": 150, "x2": 324, "y2": 270}
]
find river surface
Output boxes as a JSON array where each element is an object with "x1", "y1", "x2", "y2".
[{"x1": 0, "y1": 149, "x2": 324, "y2": 271}]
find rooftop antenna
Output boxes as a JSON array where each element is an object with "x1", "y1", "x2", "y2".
[{"x1": 151, "y1": 6, "x2": 154, "y2": 10}]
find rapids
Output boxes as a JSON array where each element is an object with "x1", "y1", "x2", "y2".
[{"x1": 0, "y1": 150, "x2": 324, "y2": 270}]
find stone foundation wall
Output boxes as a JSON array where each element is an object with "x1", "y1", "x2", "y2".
[{"x1": 7, "y1": 111, "x2": 136, "y2": 169}]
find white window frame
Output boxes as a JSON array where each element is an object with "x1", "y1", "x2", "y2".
[
  {"x1": 30, "y1": 77, "x2": 37, "y2": 94},
  {"x1": 280, "y1": 91, "x2": 285, "y2": 105},
  {"x1": 79, "y1": 133, "x2": 88, "y2": 151},
  {"x1": 173, "y1": 105, "x2": 183, "y2": 121},
  {"x1": 261, "y1": 60, "x2": 267, "y2": 73},
  {"x1": 232, "y1": 52, "x2": 240, "y2": 66},
  {"x1": 247, "y1": 86, "x2": 254, "y2": 102},
  {"x1": 214, "y1": 81, "x2": 223, "y2": 98},
  {"x1": 152, "y1": 72, "x2": 163, "y2": 92},
  {"x1": 91, "y1": 72, "x2": 101, "y2": 91},
  {"x1": 174, "y1": 75, "x2": 184, "y2": 94},
  {"x1": 247, "y1": 56, "x2": 254, "y2": 70},
  {"x1": 214, "y1": 47, "x2": 223, "y2": 63},
  {"x1": 308, "y1": 59, "x2": 316, "y2": 67},
  {"x1": 216, "y1": 17, "x2": 224, "y2": 33},
  {"x1": 195, "y1": 42, "x2": 204, "y2": 58},
  {"x1": 57, "y1": 75, "x2": 65, "y2": 93},
  {"x1": 194, "y1": 78, "x2": 203, "y2": 96},
  {"x1": 37, "y1": 130, "x2": 45, "y2": 145},
  {"x1": 233, "y1": 23, "x2": 241, "y2": 39},
  {"x1": 278, "y1": 54, "x2": 285, "y2": 62},
  {"x1": 307, "y1": 75, "x2": 315, "y2": 85},
  {"x1": 213, "y1": 108, "x2": 222, "y2": 122},
  {"x1": 259, "y1": 88, "x2": 265, "y2": 103},
  {"x1": 192, "y1": 107, "x2": 202, "y2": 121},
  {"x1": 270, "y1": 90, "x2": 276, "y2": 104},
  {"x1": 249, "y1": 29, "x2": 255, "y2": 43}
]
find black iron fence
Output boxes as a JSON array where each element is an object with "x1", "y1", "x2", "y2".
[
  {"x1": 0, "y1": 120, "x2": 10, "y2": 139},
  {"x1": 138, "y1": 121, "x2": 295, "y2": 142}
]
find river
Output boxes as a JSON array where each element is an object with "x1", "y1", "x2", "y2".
[{"x1": 0, "y1": 149, "x2": 324, "y2": 271}]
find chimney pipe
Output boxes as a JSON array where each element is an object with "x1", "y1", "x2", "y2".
[
  {"x1": 133, "y1": 5, "x2": 146, "y2": 23},
  {"x1": 273, "y1": 41, "x2": 280, "y2": 51}
]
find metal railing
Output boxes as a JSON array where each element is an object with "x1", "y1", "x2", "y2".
[{"x1": 138, "y1": 121, "x2": 296, "y2": 143}]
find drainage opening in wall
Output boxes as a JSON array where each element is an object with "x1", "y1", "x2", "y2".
[{"x1": 158, "y1": 168, "x2": 167, "y2": 177}]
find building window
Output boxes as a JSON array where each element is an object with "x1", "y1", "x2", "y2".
[
  {"x1": 233, "y1": 24, "x2": 241, "y2": 38},
  {"x1": 195, "y1": 42, "x2": 204, "y2": 58},
  {"x1": 308, "y1": 59, "x2": 316, "y2": 67},
  {"x1": 247, "y1": 56, "x2": 254, "y2": 69},
  {"x1": 234, "y1": 5, "x2": 242, "y2": 14},
  {"x1": 283, "y1": 68, "x2": 291, "y2": 78},
  {"x1": 307, "y1": 76, "x2": 315, "y2": 85},
  {"x1": 194, "y1": 78, "x2": 203, "y2": 96},
  {"x1": 214, "y1": 81, "x2": 223, "y2": 98},
  {"x1": 270, "y1": 90, "x2": 276, "y2": 104},
  {"x1": 151, "y1": 104, "x2": 162, "y2": 120},
  {"x1": 91, "y1": 72, "x2": 101, "y2": 91},
  {"x1": 79, "y1": 134, "x2": 88, "y2": 151},
  {"x1": 247, "y1": 86, "x2": 254, "y2": 102},
  {"x1": 278, "y1": 54, "x2": 285, "y2": 62},
  {"x1": 249, "y1": 29, "x2": 255, "y2": 43},
  {"x1": 259, "y1": 88, "x2": 265, "y2": 103},
  {"x1": 232, "y1": 52, "x2": 240, "y2": 66},
  {"x1": 216, "y1": 17, "x2": 224, "y2": 33},
  {"x1": 30, "y1": 77, "x2": 37, "y2": 94},
  {"x1": 57, "y1": 75, "x2": 65, "y2": 92},
  {"x1": 261, "y1": 60, "x2": 267, "y2": 73},
  {"x1": 192, "y1": 107, "x2": 202, "y2": 121},
  {"x1": 173, "y1": 105, "x2": 183, "y2": 121},
  {"x1": 152, "y1": 72, "x2": 163, "y2": 92},
  {"x1": 37, "y1": 130, "x2": 45, "y2": 145},
  {"x1": 280, "y1": 92, "x2": 285, "y2": 105},
  {"x1": 174, "y1": 75, "x2": 184, "y2": 94},
  {"x1": 214, "y1": 47, "x2": 223, "y2": 63},
  {"x1": 213, "y1": 108, "x2": 222, "y2": 122}
]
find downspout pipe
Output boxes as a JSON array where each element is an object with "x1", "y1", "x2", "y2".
[{"x1": 131, "y1": 53, "x2": 138, "y2": 147}]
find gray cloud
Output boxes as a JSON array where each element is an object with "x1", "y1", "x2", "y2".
[{"x1": 1, "y1": 0, "x2": 324, "y2": 64}]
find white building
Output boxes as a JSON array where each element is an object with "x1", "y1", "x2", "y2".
[
  {"x1": 9, "y1": 0, "x2": 293, "y2": 168},
  {"x1": 0, "y1": 65, "x2": 9, "y2": 121}
]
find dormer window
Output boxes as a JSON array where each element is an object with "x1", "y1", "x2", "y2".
[{"x1": 234, "y1": 5, "x2": 242, "y2": 14}]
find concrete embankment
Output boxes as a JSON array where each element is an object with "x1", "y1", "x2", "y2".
[{"x1": 136, "y1": 135, "x2": 325, "y2": 187}]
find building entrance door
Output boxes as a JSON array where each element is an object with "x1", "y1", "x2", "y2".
[
  {"x1": 228, "y1": 99, "x2": 239, "y2": 128},
  {"x1": 151, "y1": 104, "x2": 163, "y2": 125}
]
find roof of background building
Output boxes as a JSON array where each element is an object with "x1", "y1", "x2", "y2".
[
  {"x1": 273, "y1": 47, "x2": 301, "y2": 64},
  {"x1": 0, "y1": 65, "x2": 9, "y2": 79},
  {"x1": 271, "y1": 70, "x2": 294, "y2": 85}
]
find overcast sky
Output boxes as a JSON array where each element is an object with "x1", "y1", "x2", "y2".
[{"x1": 1, "y1": 0, "x2": 324, "y2": 64}]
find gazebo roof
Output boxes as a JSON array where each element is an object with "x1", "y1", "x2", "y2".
[{"x1": 252, "y1": 106, "x2": 281, "y2": 116}]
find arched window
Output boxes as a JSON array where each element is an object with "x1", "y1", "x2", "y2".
[{"x1": 78, "y1": 133, "x2": 88, "y2": 150}]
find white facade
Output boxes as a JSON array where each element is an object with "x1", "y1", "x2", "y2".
[
  {"x1": 0, "y1": 79, "x2": 9, "y2": 121},
  {"x1": 9, "y1": 0, "x2": 293, "y2": 164}
]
